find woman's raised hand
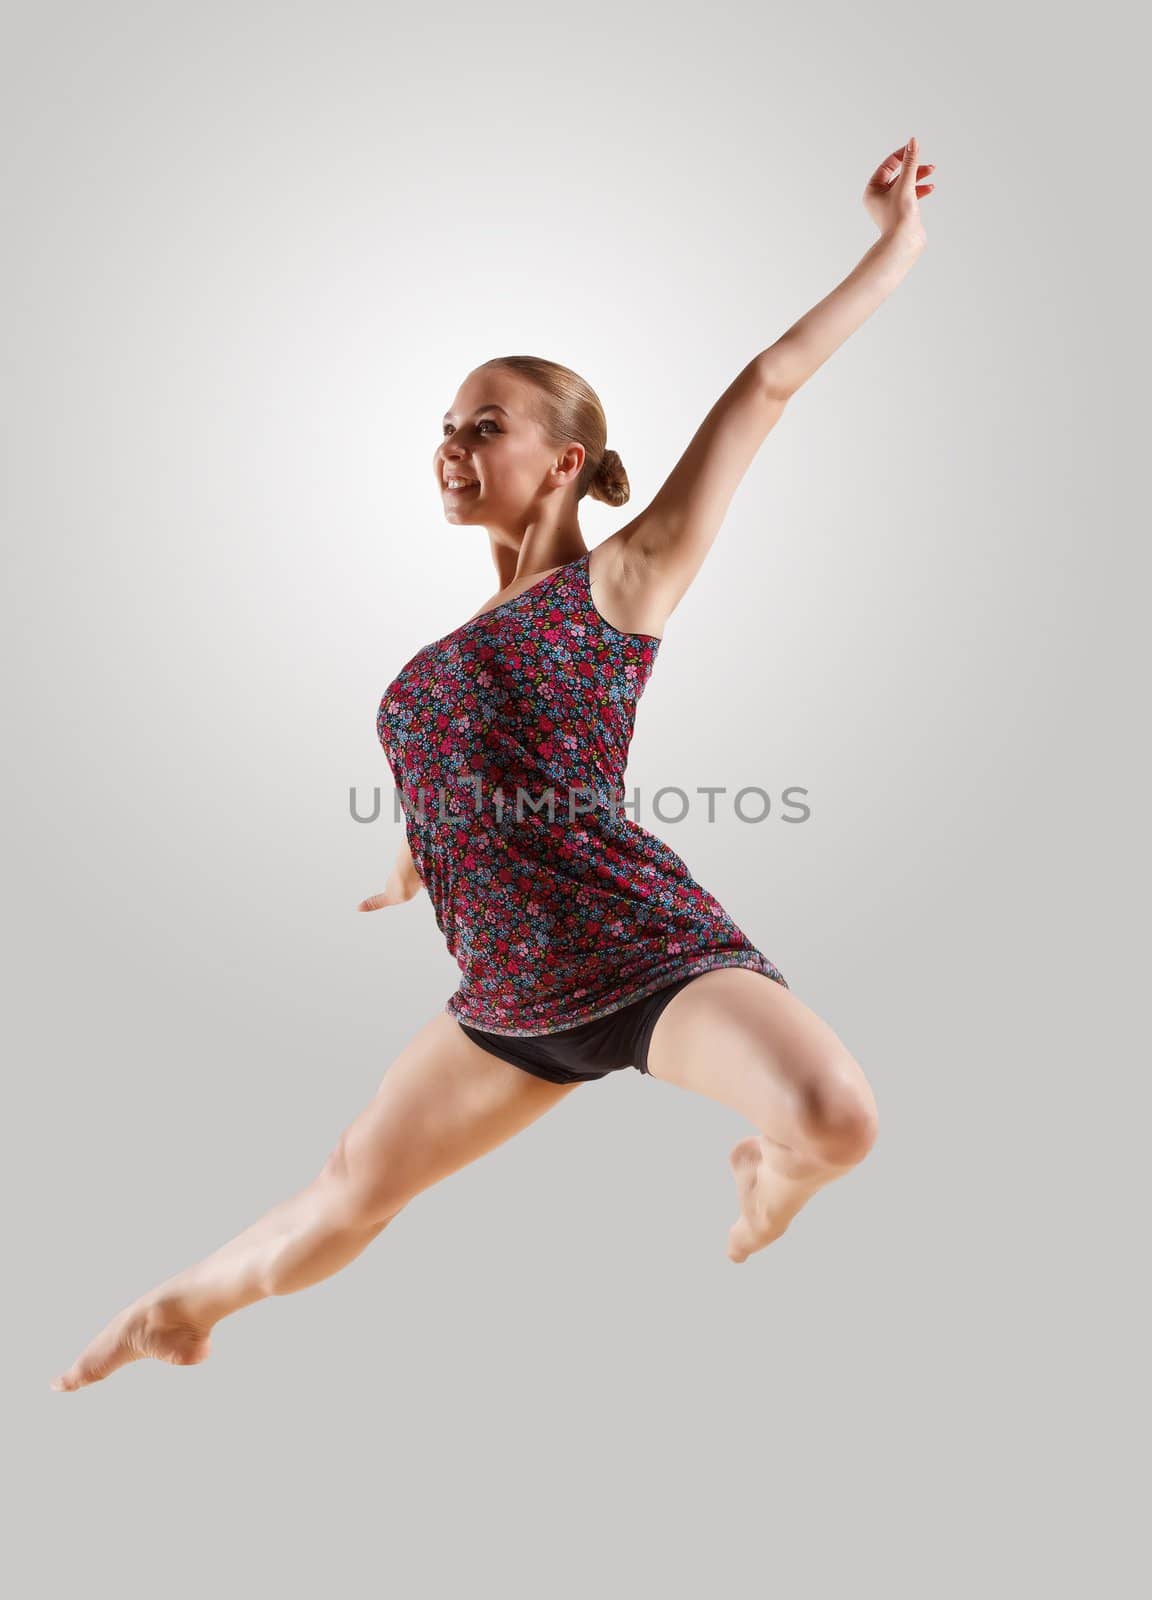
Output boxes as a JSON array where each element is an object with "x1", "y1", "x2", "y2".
[{"x1": 863, "y1": 136, "x2": 935, "y2": 246}]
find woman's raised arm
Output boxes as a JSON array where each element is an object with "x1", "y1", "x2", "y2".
[
  {"x1": 618, "y1": 137, "x2": 935, "y2": 617},
  {"x1": 756, "y1": 136, "x2": 933, "y2": 398}
]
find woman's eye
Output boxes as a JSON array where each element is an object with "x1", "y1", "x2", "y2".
[{"x1": 442, "y1": 420, "x2": 499, "y2": 436}]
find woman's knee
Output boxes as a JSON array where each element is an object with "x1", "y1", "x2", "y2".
[
  {"x1": 318, "y1": 1134, "x2": 408, "y2": 1226},
  {"x1": 794, "y1": 1052, "x2": 879, "y2": 1167}
]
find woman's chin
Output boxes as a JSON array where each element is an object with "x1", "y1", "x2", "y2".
[{"x1": 444, "y1": 497, "x2": 487, "y2": 522}]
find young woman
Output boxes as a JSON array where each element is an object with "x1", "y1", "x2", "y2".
[{"x1": 51, "y1": 138, "x2": 934, "y2": 1392}]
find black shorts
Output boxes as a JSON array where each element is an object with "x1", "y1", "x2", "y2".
[{"x1": 455, "y1": 973, "x2": 703, "y2": 1086}]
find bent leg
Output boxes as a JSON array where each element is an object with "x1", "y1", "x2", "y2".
[
  {"x1": 645, "y1": 969, "x2": 879, "y2": 1261},
  {"x1": 50, "y1": 1013, "x2": 577, "y2": 1390}
]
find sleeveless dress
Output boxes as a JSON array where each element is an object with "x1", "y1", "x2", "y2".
[{"x1": 376, "y1": 550, "x2": 788, "y2": 1036}]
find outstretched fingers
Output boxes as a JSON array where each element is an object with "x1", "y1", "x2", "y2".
[{"x1": 868, "y1": 138, "x2": 935, "y2": 197}]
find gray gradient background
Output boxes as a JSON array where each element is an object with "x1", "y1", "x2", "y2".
[{"x1": 4, "y1": 2, "x2": 1147, "y2": 1596}]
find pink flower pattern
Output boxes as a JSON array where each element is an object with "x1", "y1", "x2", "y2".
[{"x1": 377, "y1": 552, "x2": 788, "y2": 1036}]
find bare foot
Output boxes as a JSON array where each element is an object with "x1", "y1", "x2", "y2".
[
  {"x1": 50, "y1": 1295, "x2": 214, "y2": 1392},
  {"x1": 726, "y1": 1134, "x2": 835, "y2": 1264},
  {"x1": 727, "y1": 1136, "x2": 792, "y2": 1263}
]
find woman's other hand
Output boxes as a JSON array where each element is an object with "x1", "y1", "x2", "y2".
[
  {"x1": 863, "y1": 136, "x2": 935, "y2": 249},
  {"x1": 357, "y1": 872, "x2": 420, "y2": 910},
  {"x1": 357, "y1": 842, "x2": 424, "y2": 910}
]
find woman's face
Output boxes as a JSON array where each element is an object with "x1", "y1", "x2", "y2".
[{"x1": 434, "y1": 370, "x2": 584, "y2": 526}]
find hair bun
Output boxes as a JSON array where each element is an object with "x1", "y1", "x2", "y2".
[{"x1": 592, "y1": 447, "x2": 630, "y2": 508}]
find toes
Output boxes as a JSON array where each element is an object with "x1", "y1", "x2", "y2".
[
  {"x1": 727, "y1": 1219, "x2": 754, "y2": 1263},
  {"x1": 50, "y1": 1324, "x2": 137, "y2": 1392},
  {"x1": 50, "y1": 1362, "x2": 100, "y2": 1392},
  {"x1": 727, "y1": 1210, "x2": 790, "y2": 1263}
]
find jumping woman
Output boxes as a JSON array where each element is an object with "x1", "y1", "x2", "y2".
[{"x1": 51, "y1": 138, "x2": 934, "y2": 1391}]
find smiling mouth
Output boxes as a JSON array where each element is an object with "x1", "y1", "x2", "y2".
[{"x1": 444, "y1": 483, "x2": 479, "y2": 494}]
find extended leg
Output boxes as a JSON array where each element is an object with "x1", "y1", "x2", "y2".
[
  {"x1": 645, "y1": 969, "x2": 879, "y2": 1262},
  {"x1": 50, "y1": 1013, "x2": 577, "y2": 1390}
]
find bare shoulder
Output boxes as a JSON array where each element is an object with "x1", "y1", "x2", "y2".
[{"x1": 586, "y1": 522, "x2": 681, "y2": 642}]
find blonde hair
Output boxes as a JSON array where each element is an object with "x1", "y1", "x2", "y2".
[{"x1": 478, "y1": 355, "x2": 630, "y2": 508}]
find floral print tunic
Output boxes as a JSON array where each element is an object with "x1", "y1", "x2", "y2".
[{"x1": 376, "y1": 551, "x2": 788, "y2": 1036}]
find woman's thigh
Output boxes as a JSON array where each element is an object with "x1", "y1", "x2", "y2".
[
  {"x1": 645, "y1": 969, "x2": 878, "y2": 1160},
  {"x1": 330, "y1": 1011, "x2": 580, "y2": 1219}
]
